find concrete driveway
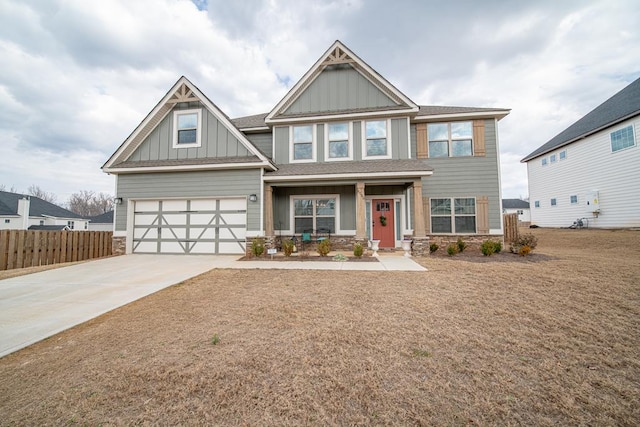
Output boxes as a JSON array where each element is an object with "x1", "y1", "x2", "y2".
[{"x1": 0, "y1": 255, "x2": 236, "y2": 358}]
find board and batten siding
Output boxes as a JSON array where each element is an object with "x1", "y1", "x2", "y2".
[
  {"x1": 115, "y1": 169, "x2": 262, "y2": 232},
  {"x1": 415, "y1": 119, "x2": 502, "y2": 232},
  {"x1": 128, "y1": 102, "x2": 251, "y2": 162},
  {"x1": 272, "y1": 117, "x2": 409, "y2": 164},
  {"x1": 527, "y1": 116, "x2": 640, "y2": 228},
  {"x1": 283, "y1": 66, "x2": 397, "y2": 116}
]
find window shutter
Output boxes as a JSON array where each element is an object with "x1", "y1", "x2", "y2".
[
  {"x1": 423, "y1": 198, "x2": 431, "y2": 234},
  {"x1": 473, "y1": 120, "x2": 486, "y2": 157},
  {"x1": 416, "y1": 123, "x2": 428, "y2": 158},
  {"x1": 476, "y1": 196, "x2": 489, "y2": 234}
]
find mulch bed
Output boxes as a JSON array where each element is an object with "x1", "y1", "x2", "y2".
[
  {"x1": 239, "y1": 255, "x2": 379, "y2": 262},
  {"x1": 429, "y1": 249, "x2": 557, "y2": 263}
]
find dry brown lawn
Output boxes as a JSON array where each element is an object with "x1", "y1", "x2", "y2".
[{"x1": 1, "y1": 228, "x2": 639, "y2": 425}]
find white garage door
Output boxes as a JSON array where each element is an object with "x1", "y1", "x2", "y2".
[{"x1": 133, "y1": 198, "x2": 247, "y2": 254}]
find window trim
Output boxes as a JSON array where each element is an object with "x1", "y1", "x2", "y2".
[
  {"x1": 172, "y1": 108, "x2": 202, "y2": 148},
  {"x1": 610, "y1": 124, "x2": 636, "y2": 153},
  {"x1": 427, "y1": 121, "x2": 474, "y2": 158},
  {"x1": 324, "y1": 122, "x2": 353, "y2": 162},
  {"x1": 290, "y1": 194, "x2": 340, "y2": 234},
  {"x1": 559, "y1": 150, "x2": 567, "y2": 160},
  {"x1": 429, "y1": 197, "x2": 477, "y2": 234},
  {"x1": 290, "y1": 124, "x2": 317, "y2": 163},
  {"x1": 362, "y1": 119, "x2": 392, "y2": 160}
]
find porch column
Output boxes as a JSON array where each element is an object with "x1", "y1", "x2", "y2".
[
  {"x1": 355, "y1": 181, "x2": 366, "y2": 239},
  {"x1": 264, "y1": 184, "x2": 274, "y2": 236},
  {"x1": 413, "y1": 179, "x2": 425, "y2": 236}
]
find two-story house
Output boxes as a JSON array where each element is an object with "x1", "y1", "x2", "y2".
[
  {"x1": 103, "y1": 41, "x2": 509, "y2": 255},
  {"x1": 0, "y1": 191, "x2": 89, "y2": 231},
  {"x1": 523, "y1": 77, "x2": 640, "y2": 228}
]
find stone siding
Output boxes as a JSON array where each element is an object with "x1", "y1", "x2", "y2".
[{"x1": 112, "y1": 236, "x2": 126, "y2": 255}]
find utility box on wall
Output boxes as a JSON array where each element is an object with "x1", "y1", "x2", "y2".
[{"x1": 585, "y1": 191, "x2": 600, "y2": 214}]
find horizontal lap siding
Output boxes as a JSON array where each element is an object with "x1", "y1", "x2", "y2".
[
  {"x1": 421, "y1": 119, "x2": 501, "y2": 230},
  {"x1": 116, "y1": 169, "x2": 262, "y2": 231},
  {"x1": 528, "y1": 116, "x2": 640, "y2": 227}
]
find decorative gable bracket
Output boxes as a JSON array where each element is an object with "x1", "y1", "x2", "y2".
[
  {"x1": 166, "y1": 83, "x2": 199, "y2": 104},
  {"x1": 322, "y1": 46, "x2": 355, "y2": 65}
]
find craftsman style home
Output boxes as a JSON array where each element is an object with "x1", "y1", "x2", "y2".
[
  {"x1": 103, "y1": 41, "x2": 510, "y2": 255},
  {"x1": 523, "y1": 77, "x2": 640, "y2": 228}
]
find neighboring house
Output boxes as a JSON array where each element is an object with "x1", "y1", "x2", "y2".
[
  {"x1": 86, "y1": 210, "x2": 114, "y2": 231},
  {"x1": 502, "y1": 199, "x2": 531, "y2": 224},
  {"x1": 0, "y1": 191, "x2": 89, "y2": 231},
  {"x1": 103, "y1": 40, "x2": 510, "y2": 255},
  {"x1": 522, "y1": 77, "x2": 640, "y2": 228}
]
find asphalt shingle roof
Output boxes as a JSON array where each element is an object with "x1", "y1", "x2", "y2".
[
  {"x1": 266, "y1": 159, "x2": 433, "y2": 178},
  {"x1": 111, "y1": 156, "x2": 263, "y2": 169},
  {"x1": 0, "y1": 191, "x2": 83, "y2": 219},
  {"x1": 502, "y1": 199, "x2": 530, "y2": 209},
  {"x1": 86, "y1": 210, "x2": 114, "y2": 224},
  {"x1": 28, "y1": 225, "x2": 69, "y2": 231},
  {"x1": 522, "y1": 77, "x2": 640, "y2": 162}
]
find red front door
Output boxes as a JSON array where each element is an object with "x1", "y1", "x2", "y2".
[{"x1": 372, "y1": 199, "x2": 395, "y2": 248}]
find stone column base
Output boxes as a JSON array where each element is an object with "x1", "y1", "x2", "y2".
[
  {"x1": 411, "y1": 236, "x2": 431, "y2": 257},
  {"x1": 112, "y1": 236, "x2": 126, "y2": 255}
]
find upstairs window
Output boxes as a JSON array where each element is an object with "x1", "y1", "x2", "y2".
[
  {"x1": 541, "y1": 158, "x2": 548, "y2": 166},
  {"x1": 559, "y1": 150, "x2": 567, "y2": 160},
  {"x1": 67, "y1": 220, "x2": 75, "y2": 229},
  {"x1": 611, "y1": 125, "x2": 635, "y2": 152},
  {"x1": 291, "y1": 125, "x2": 315, "y2": 162},
  {"x1": 534, "y1": 201, "x2": 540, "y2": 208},
  {"x1": 364, "y1": 120, "x2": 390, "y2": 158},
  {"x1": 326, "y1": 122, "x2": 351, "y2": 160},
  {"x1": 551, "y1": 198, "x2": 557, "y2": 206},
  {"x1": 428, "y1": 122, "x2": 473, "y2": 158},
  {"x1": 570, "y1": 195, "x2": 578, "y2": 204},
  {"x1": 173, "y1": 109, "x2": 202, "y2": 148},
  {"x1": 550, "y1": 153, "x2": 557, "y2": 163}
]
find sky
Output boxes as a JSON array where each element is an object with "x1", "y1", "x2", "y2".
[{"x1": 1, "y1": 0, "x2": 639, "y2": 203}]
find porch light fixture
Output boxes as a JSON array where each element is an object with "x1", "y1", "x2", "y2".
[
  {"x1": 249, "y1": 194, "x2": 258, "y2": 202},
  {"x1": 114, "y1": 197, "x2": 123, "y2": 205}
]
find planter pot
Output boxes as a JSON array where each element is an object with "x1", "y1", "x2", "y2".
[
  {"x1": 401, "y1": 240, "x2": 412, "y2": 257},
  {"x1": 370, "y1": 239, "x2": 380, "y2": 257}
]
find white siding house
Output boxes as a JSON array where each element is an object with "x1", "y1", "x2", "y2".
[
  {"x1": 502, "y1": 199, "x2": 531, "y2": 223},
  {"x1": 522, "y1": 78, "x2": 640, "y2": 228},
  {"x1": 0, "y1": 191, "x2": 89, "y2": 231}
]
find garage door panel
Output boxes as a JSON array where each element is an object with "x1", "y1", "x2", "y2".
[
  {"x1": 135, "y1": 201, "x2": 159, "y2": 212},
  {"x1": 133, "y1": 198, "x2": 247, "y2": 254},
  {"x1": 162, "y1": 200, "x2": 188, "y2": 212}
]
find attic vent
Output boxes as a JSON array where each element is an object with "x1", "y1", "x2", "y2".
[{"x1": 167, "y1": 84, "x2": 199, "y2": 104}]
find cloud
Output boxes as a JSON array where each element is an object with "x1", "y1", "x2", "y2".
[{"x1": 0, "y1": 0, "x2": 639, "y2": 202}]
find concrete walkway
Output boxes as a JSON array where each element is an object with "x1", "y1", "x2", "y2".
[{"x1": 0, "y1": 254, "x2": 425, "y2": 358}]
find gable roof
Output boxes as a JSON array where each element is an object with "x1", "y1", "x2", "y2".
[
  {"x1": 502, "y1": 199, "x2": 530, "y2": 209},
  {"x1": 28, "y1": 225, "x2": 70, "y2": 231},
  {"x1": 0, "y1": 191, "x2": 84, "y2": 219},
  {"x1": 86, "y1": 210, "x2": 114, "y2": 224},
  {"x1": 103, "y1": 76, "x2": 275, "y2": 172},
  {"x1": 522, "y1": 77, "x2": 640, "y2": 162},
  {"x1": 265, "y1": 40, "x2": 418, "y2": 123}
]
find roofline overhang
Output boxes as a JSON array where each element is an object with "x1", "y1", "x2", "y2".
[
  {"x1": 414, "y1": 110, "x2": 511, "y2": 122},
  {"x1": 103, "y1": 161, "x2": 276, "y2": 174},
  {"x1": 265, "y1": 107, "x2": 419, "y2": 125},
  {"x1": 238, "y1": 126, "x2": 271, "y2": 132},
  {"x1": 265, "y1": 170, "x2": 433, "y2": 183},
  {"x1": 521, "y1": 110, "x2": 640, "y2": 163}
]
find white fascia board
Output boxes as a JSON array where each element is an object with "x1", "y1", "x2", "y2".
[
  {"x1": 266, "y1": 108, "x2": 418, "y2": 125},
  {"x1": 266, "y1": 170, "x2": 433, "y2": 182},
  {"x1": 104, "y1": 161, "x2": 274, "y2": 174},
  {"x1": 413, "y1": 110, "x2": 511, "y2": 122},
  {"x1": 238, "y1": 126, "x2": 270, "y2": 132}
]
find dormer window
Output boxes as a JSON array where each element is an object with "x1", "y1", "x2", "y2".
[
  {"x1": 363, "y1": 120, "x2": 391, "y2": 159},
  {"x1": 172, "y1": 109, "x2": 202, "y2": 148}
]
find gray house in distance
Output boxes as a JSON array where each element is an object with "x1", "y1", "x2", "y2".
[
  {"x1": 0, "y1": 191, "x2": 88, "y2": 231},
  {"x1": 103, "y1": 41, "x2": 510, "y2": 255}
]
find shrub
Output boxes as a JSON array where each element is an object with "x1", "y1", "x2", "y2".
[
  {"x1": 353, "y1": 242, "x2": 364, "y2": 258},
  {"x1": 456, "y1": 237, "x2": 467, "y2": 253},
  {"x1": 332, "y1": 253, "x2": 348, "y2": 262},
  {"x1": 519, "y1": 245, "x2": 531, "y2": 257},
  {"x1": 282, "y1": 239, "x2": 295, "y2": 257},
  {"x1": 317, "y1": 239, "x2": 331, "y2": 257},
  {"x1": 429, "y1": 243, "x2": 439, "y2": 254},
  {"x1": 251, "y1": 238, "x2": 265, "y2": 257},
  {"x1": 510, "y1": 233, "x2": 538, "y2": 255},
  {"x1": 446, "y1": 243, "x2": 459, "y2": 256},
  {"x1": 480, "y1": 239, "x2": 503, "y2": 256}
]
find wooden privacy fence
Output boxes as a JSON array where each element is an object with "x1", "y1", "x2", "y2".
[
  {"x1": 0, "y1": 230, "x2": 113, "y2": 271},
  {"x1": 503, "y1": 213, "x2": 520, "y2": 243}
]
